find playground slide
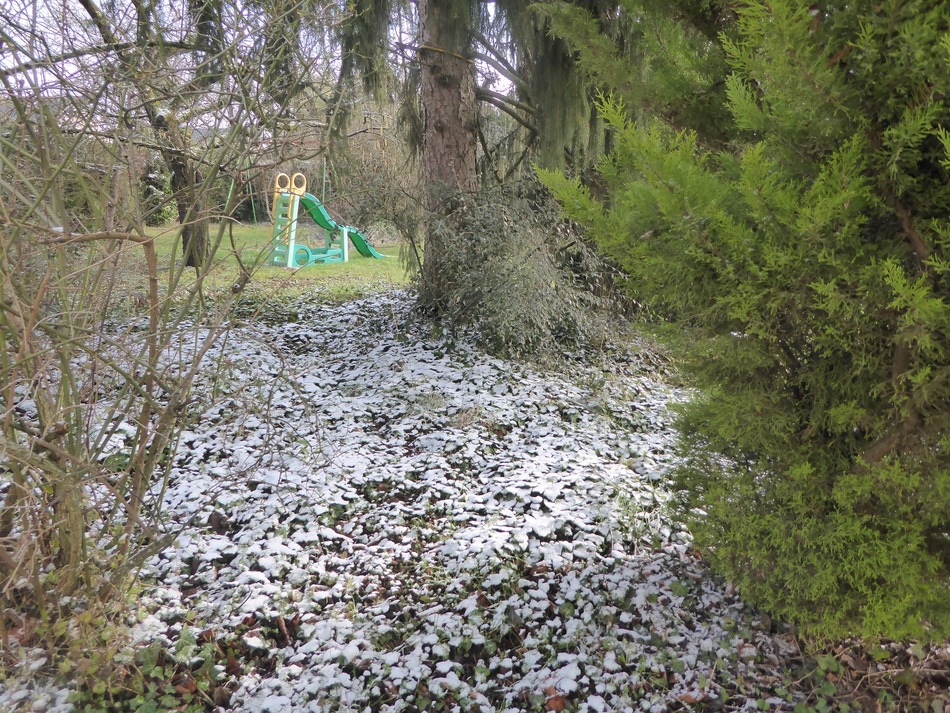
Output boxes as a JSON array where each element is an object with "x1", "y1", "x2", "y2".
[
  {"x1": 298, "y1": 193, "x2": 385, "y2": 258},
  {"x1": 299, "y1": 194, "x2": 337, "y2": 231},
  {"x1": 346, "y1": 228, "x2": 387, "y2": 259}
]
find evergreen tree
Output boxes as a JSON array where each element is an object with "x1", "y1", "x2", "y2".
[
  {"x1": 543, "y1": 0, "x2": 950, "y2": 637},
  {"x1": 417, "y1": 0, "x2": 479, "y2": 304},
  {"x1": 334, "y1": 1, "x2": 641, "y2": 306}
]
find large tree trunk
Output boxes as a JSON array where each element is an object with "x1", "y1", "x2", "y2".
[
  {"x1": 159, "y1": 113, "x2": 210, "y2": 269},
  {"x1": 167, "y1": 151, "x2": 210, "y2": 269},
  {"x1": 418, "y1": 0, "x2": 478, "y2": 306}
]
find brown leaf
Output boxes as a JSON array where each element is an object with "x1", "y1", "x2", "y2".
[
  {"x1": 213, "y1": 686, "x2": 232, "y2": 707},
  {"x1": 174, "y1": 676, "x2": 197, "y2": 695},
  {"x1": 275, "y1": 615, "x2": 292, "y2": 645},
  {"x1": 198, "y1": 627, "x2": 216, "y2": 643},
  {"x1": 208, "y1": 510, "x2": 228, "y2": 534},
  {"x1": 285, "y1": 612, "x2": 302, "y2": 640},
  {"x1": 225, "y1": 654, "x2": 243, "y2": 677},
  {"x1": 543, "y1": 687, "x2": 567, "y2": 712}
]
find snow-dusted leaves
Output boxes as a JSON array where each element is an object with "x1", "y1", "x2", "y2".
[{"x1": 123, "y1": 291, "x2": 799, "y2": 712}]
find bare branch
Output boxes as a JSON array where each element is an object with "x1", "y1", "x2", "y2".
[
  {"x1": 471, "y1": 30, "x2": 521, "y2": 83},
  {"x1": 475, "y1": 89, "x2": 537, "y2": 133},
  {"x1": 476, "y1": 87, "x2": 534, "y2": 115},
  {"x1": 0, "y1": 41, "x2": 195, "y2": 80},
  {"x1": 470, "y1": 50, "x2": 531, "y2": 97}
]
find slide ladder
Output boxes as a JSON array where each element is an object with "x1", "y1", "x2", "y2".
[{"x1": 268, "y1": 173, "x2": 310, "y2": 268}]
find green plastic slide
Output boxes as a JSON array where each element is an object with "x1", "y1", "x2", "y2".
[
  {"x1": 345, "y1": 228, "x2": 386, "y2": 259},
  {"x1": 299, "y1": 194, "x2": 337, "y2": 231},
  {"x1": 298, "y1": 193, "x2": 385, "y2": 259}
]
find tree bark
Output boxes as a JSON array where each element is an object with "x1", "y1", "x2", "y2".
[
  {"x1": 418, "y1": 0, "x2": 478, "y2": 306},
  {"x1": 167, "y1": 148, "x2": 210, "y2": 269},
  {"x1": 78, "y1": 0, "x2": 210, "y2": 269}
]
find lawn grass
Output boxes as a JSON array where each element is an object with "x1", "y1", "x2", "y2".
[{"x1": 117, "y1": 221, "x2": 411, "y2": 312}]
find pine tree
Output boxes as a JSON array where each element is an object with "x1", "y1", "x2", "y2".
[
  {"x1": 417, "y1": 0, "x2": 479, "y2": 304},
  {"x1": 334, "y1": 1, "x2": 645, "y2": 308},
  {"x1": 543, "y1": 0, "x2": 950, "y2": 637}
]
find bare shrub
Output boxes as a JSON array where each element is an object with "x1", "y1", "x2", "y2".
[
  {"x1": 415, "y1": 179, "x2": 618, "y2": 356},
  {"x1": 0, "y1": 0, "x2": 346, "y2": 683}
]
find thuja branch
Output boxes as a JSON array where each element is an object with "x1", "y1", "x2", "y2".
[
  {"x1": 894, "y1": 200, "x2": 931, "y2": 263},
  {"x1": 850, "y1": 200, "x2": 933, "y2": 468}
]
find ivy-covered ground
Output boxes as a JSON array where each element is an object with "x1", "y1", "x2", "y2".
[{"x1": 4, "y1": 291, "x2": 948, "y2": 712}]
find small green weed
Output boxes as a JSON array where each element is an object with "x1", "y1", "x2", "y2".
[{"x1": 68, "y1": 625, "x2": 228, "y2": 712}]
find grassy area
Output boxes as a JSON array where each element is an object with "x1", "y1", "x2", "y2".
[{"x1": 116, "y1": 221, "x2": 411, "y2": 312}]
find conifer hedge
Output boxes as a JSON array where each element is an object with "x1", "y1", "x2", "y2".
[{"x1": 541, "y1": 0, "x2": 950, "y2": 638}]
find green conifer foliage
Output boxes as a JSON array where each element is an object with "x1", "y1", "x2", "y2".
[
  {"x1": 534, "y1": 0, "x2": 734, "y2": 146},
  {"x1": 541, "y1": 0, "x2": 950, "y2": 638}
]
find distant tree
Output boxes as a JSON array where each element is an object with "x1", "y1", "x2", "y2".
[
  {"x1": 543, "y1": 0, "x2": 950, "y2": 637},
  {"x1": 72, "y1": 0, "x2": 319, "y2": 267}
]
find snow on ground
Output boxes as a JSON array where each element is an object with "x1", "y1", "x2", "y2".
[{"x1": 5, "y1": 290, "x2": 803, "y2": 711}]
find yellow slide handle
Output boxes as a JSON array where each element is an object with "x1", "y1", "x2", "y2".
[
  {"x1": 274, "y1": 172, "x2": 307, "y2": 195},
  {"x1": 272, "y1": 172, "x2": 308, "y2": 217}
]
